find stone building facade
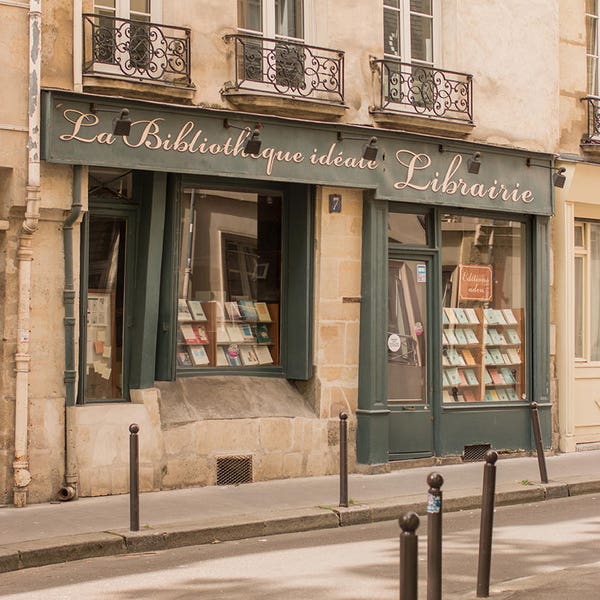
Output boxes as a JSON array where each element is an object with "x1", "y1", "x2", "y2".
[{"x1": 0, "y1": 0, "x2": 563, "y2": 506}]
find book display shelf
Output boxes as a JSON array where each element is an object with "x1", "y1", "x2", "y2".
[
  {"x1": 442, "y1": 307, "x2": 524, "y2": 403},
  {"x1": 177, "y1": 298, "x2": 279, "y2": 369}
]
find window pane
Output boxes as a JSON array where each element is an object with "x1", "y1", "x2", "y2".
[
  {"x1": 130, "y1": 0, "x2": 150, "y2": 14},
  {"x1": 177, "y1": 190, "x2": 281, "y2": 369},
  {"x1": 411, "y1": 0, "x2": 432, "y2": 15},
  {"x1": 410, "y1": 14, "x2": 433, "y2": 63},
  {"x1": 590, "y1": 224, "x2": 600, "y2": 360},
  {"x1": 275, "y1": 0, "x2": 303, "y2": 39},
  {"x1": 95, "y1": 0, "x2": 116, "y2": 9},
  {"x1": 441, "y1": 215, "x2": 526, "y2": 403},
  {"x1": 238, "y1": 0, "x2": 263, "y2": 33},
  {"x1": 575, "y1": 256, "x2": 584, "y2": 359},
  {"x1": 388, "y1": 212, "x2": 428, "y2": 245},
  {"x1": 384, "y1": 0, "x2": 400, "y2": 8},
  {"x1": 574, "y1": 223, "x2": 585, "y2": 247},
  {"x1": 384, "y1": 7, "x2": 401, "y2": 57}
]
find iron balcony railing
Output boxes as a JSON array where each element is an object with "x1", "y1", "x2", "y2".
[
  {"x1": 371, "y1": 58, "x2": 473, "y2": 123},
  {"x1": 224, "y1": 33, "x2": 344, "y2": 103},
  {"x1": 581, "y1": 95, "x2": 600, "y2": 142},
  {"x1": 83, "y1": 13, "x2": 191, "y2": 85}
]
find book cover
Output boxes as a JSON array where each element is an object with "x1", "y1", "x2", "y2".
[
  {"x1": 254, "y1": 302, "x2": 272, "y2": 322},
  {"x1": 180, "y1": 324, "x2": 200, "y2": 344},
  {"x1": 442, "y1": 350, "x2": 450, "y2": 366},
  {"x1": 189, "y1": 346, "x2": 210, "y2": 366},
  {"x1": 458, "y1": 369, "x2": 468, "y2": 386},
  {"x1": 500, "y1": 352, "x2": 512, "y2": 365},
  {"x1": 454, "y1": 308, "x2": 469, "y2": 324},
  {"x1": 464, "y1": 369, "x2": 479, "y2": 385},
  {"x1": 461, "y1": 348, "x2": 476, "y2": 365},
  {"x1": 464, "y1": 328, "x2": 479, "y2": 344},
  {"x1": 444, "y1": 308, "x2": 458, "y2": 324},
  {"x1": 442, "y1": 370, "x2": 450, "y2": 387},
  {"x1": 225, "y1": 301, "x2": 242, "y2": 321},
  {"x1": 488, "y1": 328, "x2": 504, "y2": 345},
  {"x1": 216, "y1": 346, "x2": 229, "y2": 367},
  {"x1": 442, "y1": 331, "x2": 449, "y2": 346},
  {"x1": 446, "y1": 367, "x2": 462, "y2": 386},
  {"x1": 484, "y1": 308, "x2": 497, "y2": 325},
  {"x1": 255, "y1": 324, "x2": 272, "y2": 344},
  {"x1": 500, "y1": 367, "x2": 516, "y2": 384},
  {"x1": 178, "y1": 299, "x2": 193, "y2": 322},
  {"x1": 506, "y1": 329, "x2": 521, "y2": 344},
  {"x1": 495, "y1": 388, "x2": 510, "y2": 402},
  {"x1": 216, "y1": 325, "x2": 230, "y2": 343},
  {"x1": 225, "y1": 344, "x2": 242, "y2": 366},
  {"x1": 177, "y1": 351, "x2": 192, "y2": 367},
  {"x1": 465, "y1": 308, "x2": 480, "y2": 324},
  {"x1": 463, "y1": 389, "x2": 477, "y2": 402},
  {"x1": 446, "y1": 348, "x2": 465, "y2": 366},
  {"x1": 240, "y1": 323, "x2": 255, "y2": 342},
  {"x1": 488, "y1": 367, "x2": 505, "y2": 385},
  {"x1": 483, "y1": 369, "x2": 492, "y2": 385},
  {"x1": 238, "y1": 300, "x2": 258, "y2": 321},
  {"x1": 506, "y1": 388, "x2": 520, "y2": 401},
  {"x1": 255, "y1": 345, "x2": 274, "y2": 365},
  {"x1": 483, "y1": 330, "x2": 493, "y2": 345},
  {"x1": 193, "y1": 325, "x2": 210, "y2": 344},
  {"x1": 483, "y1": 349, "x2": 495, "y2": 364},
  {"x1": 493, "y1": 309, "x2": 507, "y2": 325},
  {"x1": 213, "y1": 301, "x2": 225, "y2": 319},
  {"x1": 489, "y1": 348, "x2": 504, "y2": 364},
  {"x1": 445, "y1": 329, "x2": 459, "y2": 345},
  {"x1": 240, "y1": 345, "x2": 260, "y2": 366},
  {"x1": 487, "y1": 389, "x2": 500, "y2": 401},
  {"x1": 226, "y1": 324, "x2": 244, "y2": 343},
  {"x1": 187, "y1": 300, "x2": 207, "y2": 321},
  {"x1": 442, "y1": 390, "x2": 455, "y2": 403},
  {"x1": 502, "y1": 309, "x2": 518, "y2": 325},
  {"x1": 442, "y1": 310, "x2": 449, "y2": 325},
  {"x1": 454, "y1": 329, "x2": 467, "y2": 345},
  {"x1": 506, "y1": 348, "x2": 522, "y2": 364}
]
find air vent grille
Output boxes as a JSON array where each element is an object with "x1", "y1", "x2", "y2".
[
  {"x1": 463, "y1": 443, "x2": 492, "y2": 462},
  {"x1": 216, "y1": 455, "x2": 253, "y2": 486}
]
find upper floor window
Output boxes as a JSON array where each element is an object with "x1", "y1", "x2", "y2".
[
  {"x1": 587, "y1": 0, "x2": 600, "y2": 95},
  {"x1": 384, "y1": 0, "x2": 437, "y2": 65},
  {"x1": 238, "y1": 0, "x2": 305, "y2": 41},
  {"x1": 94, "y1": 0, "x2": 160, "y2": 22}
]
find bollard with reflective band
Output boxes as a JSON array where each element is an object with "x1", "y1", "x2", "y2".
[
  {"x1": 339, "y1": 412, "x2": 348, "y2": 508},
  {"x1": 399, "y1": 512, "x2": 420, "y2": 600},
  {"x1": 477, "y1": 449, "x2": 499, "y2": 598},
  {"x1": 426, "y1": 472, "x2": 444, "y2": 600},
  {"x1": 529, "y1": 401, "x2": 549, "y2": 483},
  {"x1": 129, "y1": 423, "x2": 140, "y2": 532}
]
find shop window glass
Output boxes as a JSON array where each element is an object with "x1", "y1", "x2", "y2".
[
  {"x1": 574, "y1": 220, "x2": 600, "y2": 362},
  {"x1": 177, "y1": 189, "x2": 281, "y2": 369},
  {"x1": 440, "y1": 215, "x2": 526, "y2": 403},
  {"x1": 388, "y1": 211, "x2": 428, "y2": 245}
]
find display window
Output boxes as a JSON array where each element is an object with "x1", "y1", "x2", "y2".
[
  {"x1": 176, "y1": 188, "x2": 281, "y2": 370},
  {"x1": 440, "y1": 214, "x2": 526, "y2": 403}
]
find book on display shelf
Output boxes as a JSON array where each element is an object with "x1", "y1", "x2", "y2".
[
  {"x1": 454, "y1": 329, "x2": 467, "y2": 345},
  {"x1": 225, "y1": 344, "x2": 242, "y2": 366},
  {"x1": 255, "y1": 345, "x2": 274, "y2": 365},
  {"x1": 178, "y1": 299, "x2": 194, "y2": 322},
  {"x1": 465, "y1": 308, "x2": 479, "y2": 324},
  {"x1": 240, "y1": 323, "x2": 255, "y2": 342},
  {"x1": 216, "y1": 324, "x2": 230, "y2": 343},
  {"x1": 495, "y1": 388, "x2": 510, "y2": 402},
  {"x1": 180, "y1": 323, "x2": 201, "y2": 344},
  {"x1": 189, "y1": 346, "x2": 210, "y2": 366},
  {"x1": 216, "y1": 346, "x2": 229, "y2": 367},
  {"x1": 254, "y1": 323, "x2": 272, "y2": 344},
  {"x1": 454, "y1": 308, "x2": 469, "y2": 324},
  {"x1": 225, "y1": 301, "x2": 242, "y2": 321},
  {"x1": 193, "y1": 325, "x2": 210, "y2": 344},
  {"x1": 226, "y1": 324, "x2": 244, "y2": 343},
  {"x1": 506, "y1": 329, "x2": 521, "y2": 344},
  {"x1": 461, "y1": 348, "x2": 476, "y2": 365},
  {"x1": 238, "y1": 300, "x2": 259, "y2": 321},
  {"x1": 464, "y1": 328, "x2": 479, "y2": 344},
  {"x1": 444, "y1": 308, "x2": 458, "y2": 324},
  {"x1": 240, "y1": 345, "x2": 260, "y2": 366},
  {"x1": 254, "y1": 302, "x2": 272, "y2": 322},
  {"x1": 502, "y1": 309, "x2": 518, "y2": 325},
  {"x1": 177, "y1": 351, "x2": 193, "y2": 367},
  {"x1": 187, "y1": 300, "x2": 207, "y2": 321}
]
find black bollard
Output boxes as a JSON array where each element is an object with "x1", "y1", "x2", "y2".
[
  {"x1": 129, "y1": 423, "x2": 140, "y2": 531},
  {"x1": 529, "y1": 401, "x2": 549, "y2": 484},
  {"x1": 426, "y1": 472, "x2": 444, "y2": 600},
  {"x1": 476, "y1": 450, "x2": 498, "y2": 598},
  {"x1": 339, "y1": 412, "x2": 348, "y2": 508},
  {"x1": 399, "y1": 512, "x2": 420, "y2": 600}
]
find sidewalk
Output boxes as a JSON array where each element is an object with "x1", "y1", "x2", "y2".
[{"x1": 1, "y1": 451, "x2": 599, "y2": 574}]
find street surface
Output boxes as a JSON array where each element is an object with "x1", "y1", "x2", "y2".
[{"x1": 0, "y1": 494, "x2": 598, "y2": 599}]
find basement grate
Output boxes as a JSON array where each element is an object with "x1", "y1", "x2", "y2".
[
  {"x1": 216, "y1": 455, "x2": 253, "y2": 486},
  {"x1": 463, "y1": 443, "x2": 492, "y2": 462}
]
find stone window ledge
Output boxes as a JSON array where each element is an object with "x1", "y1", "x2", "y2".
[{"x1": 370, "y1": 109, "x2": 474, "y2": 138}]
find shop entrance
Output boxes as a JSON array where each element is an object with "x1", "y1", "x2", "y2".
[{"x1": 387, "y1": 255, "x2": 434, "y2": 459}]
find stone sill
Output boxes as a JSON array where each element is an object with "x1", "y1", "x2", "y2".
[
  {"x1": 370, "y1": 109, "x2": 474, "y2": 138},
  {"x1": 580, "y1": 141, "x2": 600, "y2": 156},
  {"x1": 83, "y1": 74, "x2": 195, "y2": 104},
  {"x1": 222, "y1": 89, "x2": 348, "y2": 121}
]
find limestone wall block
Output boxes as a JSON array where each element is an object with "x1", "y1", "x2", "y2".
[
  {"x1": 344, "y1": 321, "x2": 361, "y2": 365},
  {"x1": 163, "y1": 424, "x2": 197, "y2": 458},
  {"x1": 316, "y1": 258, "x2": 340, "y2": 299},
  {"x1": 283, "y1": 452, "x2": 303, "y2": 478},
  {"x1": 317, "y1": 322, "x2": 346, "y2": 366},
  {"x1": 259, "y1": 418, "x2": 294, "y2": 452},
  {"x1": 196, "y1": 419, "x2": 260, "y2": 455},
  {"x1": 162, "y1": 457, "x2": 211, "y2": 488},
  {"x1": 338, "y1": 260, "x2": 362, "y2": 297},
  {"x1": 256, "y1": 452, "x2": 284, "y2": 480}
]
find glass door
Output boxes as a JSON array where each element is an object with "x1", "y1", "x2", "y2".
[{"x1": 387, "y1": 256, "x2": 434, "y2": 458}]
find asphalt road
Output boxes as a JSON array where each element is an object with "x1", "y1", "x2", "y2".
[{"x1": 0, "y1": 494, "x2": 599, "y2": 599}]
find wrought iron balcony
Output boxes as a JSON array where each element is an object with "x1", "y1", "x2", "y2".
[
  {"x1": 581, "y1": 96, "x2": 600, "y2": 142},
  {"x1": 224, "y1": 33, "x2": 344, "y2": 103},
  {"x1": 371, "y1": 58, "x2": 473, "y2": 124},
  {"x1": 83, "y1": 13, "x2": 191, "y2": 86}
]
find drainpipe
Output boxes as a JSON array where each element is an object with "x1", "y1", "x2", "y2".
[
  {"x1": 13, "y1": 0, "x2": 42, "y2": 508},
  {"x1": 57, "y1": 165, "x2": 82, "y2": 502}
]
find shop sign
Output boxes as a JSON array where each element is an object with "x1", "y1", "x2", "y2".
[
  {"x1": 42, "y1": 91, "x2": 554, "y2": 216},
  {"x1": 457, "y1": 264, "x2": 493, "y2": 302}
]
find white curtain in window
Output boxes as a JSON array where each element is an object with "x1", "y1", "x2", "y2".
[{"x1": 590, "y1": 223, "x2": 600, "y2": 360}]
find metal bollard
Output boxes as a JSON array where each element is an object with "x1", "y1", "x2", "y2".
[
  {"x1": 476, "y1": 450, "x2": 498, "y2": 598},
  {"x1": 129, "y1": 423, "x2": 140, "y2": 532},
  {"x1": 399, "y1": 512, "x2": 420, "y2": 600},
  {"x1": 426, "y1": 472, "x2": 444, "y2": 600},
  {"x1": 339, "y1": 412, "x2": 348, "y2": 508},
  {"x1": 529, "y1": 401, "x2": 549, "y2": 484}
]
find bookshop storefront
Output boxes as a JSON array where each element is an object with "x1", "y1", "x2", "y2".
[{"x1": 41, "y1": 90, "x2": 553, "y2": 495}]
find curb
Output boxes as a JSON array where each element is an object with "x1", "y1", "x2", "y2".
[{"x1": 1, "y1": 479, "x2": 599, "y2": 575}]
